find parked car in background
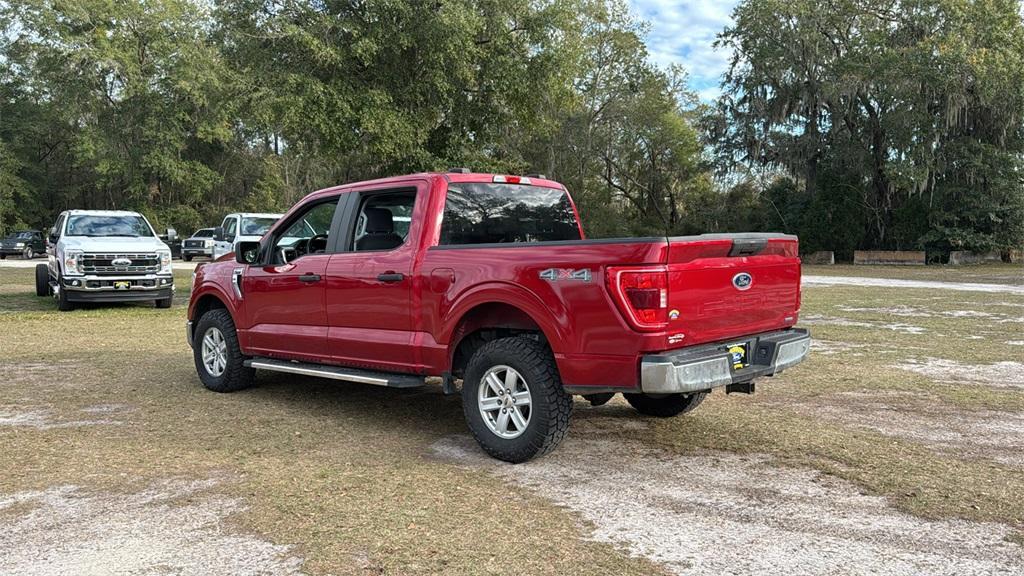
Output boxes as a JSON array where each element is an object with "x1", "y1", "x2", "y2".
[
  {"x1": 187, "y1": 171, "x2": 810, "y2": 463},
  {"x1": 182, "y1": 228, "x2": 217, "y2": 261},
  {"x1": 212, "y1": 212, "x2": 283, "y2": 260},
  {"x1": 37, "y1": 210, "x2": 176, "y2": 311},
  {"x1": 159, "y1": 229, "x2": 182, "y2": 260},
  {"x1": 0, "y1": 230, "x2": 46, "y2": 259}
]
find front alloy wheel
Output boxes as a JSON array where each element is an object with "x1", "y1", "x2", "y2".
[
  {"x1": 192, "y1": 308, "x2": 254, "y2": 392},
  {"x1": 478, "y1": 365, "x2": 532, "y2": 439},
  {"x1": 201, "y1": 326, "x2": 228, "y2": 377}
]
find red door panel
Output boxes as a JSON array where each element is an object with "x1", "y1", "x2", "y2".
[{"x1": 243, "y1": 254, "x2": 330, "y2": 360}]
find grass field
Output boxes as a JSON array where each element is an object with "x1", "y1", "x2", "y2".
[{"x1": 1, "y1": 263, "x2": 1022, "y2": 574}]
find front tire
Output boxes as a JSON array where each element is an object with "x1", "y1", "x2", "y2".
[
  {"x1": 56, "y1": 273, "x2": 74, "y2": 311},
  {"x1": 23, "y1": 247, "x2": 34, "y2": 259},
  {"x1": 35, "y1": 264, "x2": 50, "y2": 297},
  {"x1": 461, "y1": 337, "x2": 572, "y2": 463},
  {"x1": 624, "y1": 392, "x2": 707, "y2": 417},
  {"x1": 156, "y1": 295, "x2": 173, "y2": 309},
  {"x1": 183, "y1": 255, "x2": 192, "y2": 262},
  {"x1": 193, "y1": 308, "x2": 254, "y2": 392}
]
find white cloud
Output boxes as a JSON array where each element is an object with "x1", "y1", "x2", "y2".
[{"x1": 627, "y1": 0, "x2": 740, "y2": 102}]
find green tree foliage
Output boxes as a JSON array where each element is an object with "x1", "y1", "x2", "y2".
[
  {"x1": 0, "y1": 0, "x2": 712, "y2": 238},
  {"x1": 711, "y1": 0, "x2": 1024, "y2": 254}
]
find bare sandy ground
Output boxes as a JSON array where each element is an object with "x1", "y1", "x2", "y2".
[
  {"x1": 803, "y1": 275, "x2": 1024, "y2": 294},
  {"x1": 782, "y1": 391, "x2": 1024, "y2": 468},
  {"x1": 898, "y1": 358, "x2": 1024, "y2": 389},
  {"x1": 433, "y1": 436, "x2": 1024, "y2": 576},
  {"x1": 0, "y1": 478, "x2": 305, "y2": 576}
]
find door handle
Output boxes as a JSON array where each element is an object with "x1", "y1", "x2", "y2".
[
  {"x1": 377, "y1": 272, "x2": 404, "y2": 283},
  {"x1": 298, "y1": 273, "x2": 321, "y2": 283}
]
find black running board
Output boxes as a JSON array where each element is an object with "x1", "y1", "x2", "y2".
[{"x1": 245, "y1": 358, "x2": 424, "y2": 388}]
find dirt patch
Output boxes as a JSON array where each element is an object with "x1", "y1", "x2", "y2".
[
  {"x1": 0, "y1": 408, "x2": 120, "y2": 429},
  {"x1": 433, "y1": 436, "x2": 1024, "y2": 576},
  {"x1": 802, "y1": 314, "x2": 928, "y2": 335},
  {"x1": 809, "y1": 339, "x2": 868, "y2": 356},
  {"x1": 898, "y1": 358, "x2": 1024, "y2": 389},
  {"x1": 803, "y1": 275, "x2": 1024, "y2": 295},
  {"x1": 782, "y1": 393, "x2": 1024, "y2": 468},
  {"x1": 837, "y1": 305, "x2": 1022, "y2": 323},
  {"x1": 0, "y1": 404, "x2": 130, "y2": 429},
  {"x1": 0, "y1": 478, "x2": 305, "y2": 575}
]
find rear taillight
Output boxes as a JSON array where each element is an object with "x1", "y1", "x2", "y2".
[{"x1": 607, "y1": 266, "x2": 669, "y2": 331}]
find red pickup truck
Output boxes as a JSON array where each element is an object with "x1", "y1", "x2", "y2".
[{"x1": 187, "y1": 171, "x2": 809, "y2": 462}]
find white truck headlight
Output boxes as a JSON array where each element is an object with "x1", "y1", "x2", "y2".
[
  {"x1": 64, "y1": 250, "x2": 84, "y2": 275},
  {"x1": 157, "y1": 249, "x2": 172, "y2": 273}
]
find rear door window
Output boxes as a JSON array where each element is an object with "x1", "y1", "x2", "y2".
[
  {"x1": 439, "y1": 184, "x2": 581, "y2": 245},
  {"x1": 351, "y1": 191, "x2": 417, "y2": 252}
]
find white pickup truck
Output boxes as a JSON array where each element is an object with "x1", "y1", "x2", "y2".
[
  {"x1": 35, "y1": 210, "x2": 176, "y2": 311},
  {"x1": 212, "y1": 212, "x2": 283, "y2": 260}
]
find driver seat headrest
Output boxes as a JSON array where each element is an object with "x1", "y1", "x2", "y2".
[{"x1": 363, "y1": 207, "x2": 394, "y2": 234}]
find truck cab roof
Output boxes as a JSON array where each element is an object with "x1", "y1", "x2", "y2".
[{"x1": 64, "y1": 209, "x2": 146, "y2": 217}]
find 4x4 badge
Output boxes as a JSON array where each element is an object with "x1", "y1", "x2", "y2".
[{"x1": 540, "y1": 268, "x2": 591, "y2": 282}]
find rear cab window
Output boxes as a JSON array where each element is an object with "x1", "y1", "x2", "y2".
[{"x1": 439, "y1": 183, "x2": 581, "y2": 245}]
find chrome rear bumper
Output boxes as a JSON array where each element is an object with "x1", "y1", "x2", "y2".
[{"x1": 641, "y1": 328, "x2": 810, "y2": 394}]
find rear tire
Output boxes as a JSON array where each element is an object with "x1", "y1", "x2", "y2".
[
  {"x1": 35, "y1": 264, "x2": 50, "y2": 297},
  {"x1": 624, "y1": 392, "x2": 707, "y2": 417},
  {"x1": 461, "y1": 337, "x2": 572, "y2": 463},
  {"x1": 193, "y1": 308, "x2": 254, "y2": 392}
]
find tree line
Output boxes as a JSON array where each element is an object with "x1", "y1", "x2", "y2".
[{"x1": 1, "y1": 0, "x2": 1021, "y2": 259}]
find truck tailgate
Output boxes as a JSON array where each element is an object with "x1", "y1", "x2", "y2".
[{"x1": 666, "y1": 234, "x2": 801, "y2": 346}]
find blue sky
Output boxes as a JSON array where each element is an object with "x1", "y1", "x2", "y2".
[{"x1": 626, "y1": 0, "x2": 740, "y2": 102}]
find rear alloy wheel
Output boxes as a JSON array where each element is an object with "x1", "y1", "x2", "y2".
[
  {"x1": 462, "y1": 337, "x2": 572, "y2": 463},
  {"x1": 477, "y1": 365, "x2": 533, "y2": 439},
  {"x1": 624, "y1": 392, "x2": 707, "y2": 417},
  {"x1": 193, "y1": 308, "x2": 254, "y2": 393}
]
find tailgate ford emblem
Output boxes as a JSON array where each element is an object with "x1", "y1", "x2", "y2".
[
  {"x1": 112, "y1": 257, "x2": 132, "y2": 266},
  {"x1": 732, "y1": 272, "x2": 753, "y2": 291}
]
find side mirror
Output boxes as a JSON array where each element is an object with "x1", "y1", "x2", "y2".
[
  {"x1": 235, "y1": 241, "x2": 261, "y2": 264},
  {"x1": 213, "y1": 226, "x2": 224, "y2": 242},
  {"x1": 166, "y1": 228, "x2": 177, "y2": 242},
  {"x1": 48, "y1": 228, "x2": 58, "y2": 243}
]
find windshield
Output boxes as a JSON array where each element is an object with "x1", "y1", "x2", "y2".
[
  {"x1": 66, "y1": 215, "x2": 155, "y2": 238},
  {"x1": 6, "y1": 232, "x2": 34, "y2": 239},
  {"x1": 240, "y1": 217, "x2": 278, "y2": 237},
  {"x1": 439, "y1": 184, "x2": 581, "y2": 245},
  {"x1": 192, "y1": 229, "x2": 215, "y2": 238}
]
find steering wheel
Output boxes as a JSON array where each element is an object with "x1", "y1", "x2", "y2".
[{"x1": 308, "y1": 234, "x2": 329, "y2": 254}]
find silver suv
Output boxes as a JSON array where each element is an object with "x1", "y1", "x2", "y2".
[{"x1": 36, "y1": 210, "x2": 176, "y2": 311}]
